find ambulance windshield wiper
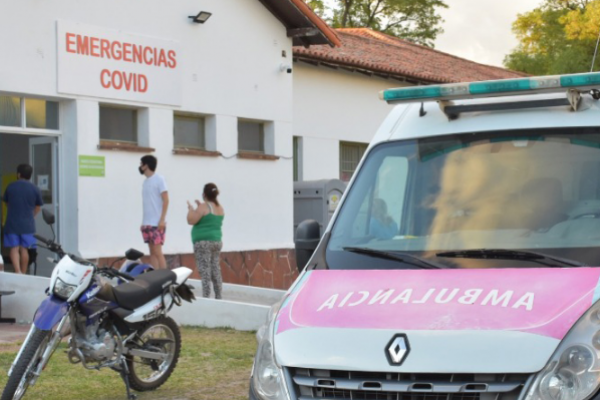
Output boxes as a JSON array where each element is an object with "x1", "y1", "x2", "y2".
[
  {"x1": 343, "y1": 246, "x2": 446, "y2": 269},
  {"x1": 436, "y1": 249, "x2": 585, "y2": 268}
]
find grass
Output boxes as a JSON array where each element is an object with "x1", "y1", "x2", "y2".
[{"x1": 0, "y1": 327, "x2": 257, "y2": 400}]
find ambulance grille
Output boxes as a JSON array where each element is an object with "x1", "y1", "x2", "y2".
[{"x1": 288, "y1": 369, "x2": 531, "y2": 400}]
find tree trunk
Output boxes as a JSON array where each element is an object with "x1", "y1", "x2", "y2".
[{"x1": 341, "y1": 0, "x2": 354, "y2": 27}]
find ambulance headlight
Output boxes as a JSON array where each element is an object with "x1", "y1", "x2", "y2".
[
  {"x1": 524, "y1": 301, "x2": 600, "y2": 400},
  {"x1": 53, "y1": 278, "x2": 77, "y2": 300},
  {"x1": 252, "y1": 301, "x2": 289, "y2": 400}
]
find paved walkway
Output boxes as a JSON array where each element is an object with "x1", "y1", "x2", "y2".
[{"x1": 0, "y1": 324, "x2": 30, "y2": 344}]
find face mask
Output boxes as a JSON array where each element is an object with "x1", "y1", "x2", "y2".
[{"x1": 139, "y1": 166, "x2": 145, "y2": 175}]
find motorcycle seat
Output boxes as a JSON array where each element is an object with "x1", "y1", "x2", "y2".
[{"x1": 112, "y1": 270, "x2": 177, "y2": 310}]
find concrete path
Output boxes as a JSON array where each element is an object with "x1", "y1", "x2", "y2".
[{"x1": 0, "y1": 323, "x2": 30, "y2": 344}]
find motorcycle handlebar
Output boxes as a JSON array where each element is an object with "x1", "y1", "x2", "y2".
[
  {"x1": 114, "y1": 270, "x2": 135, "y2": 281},
  {"x1": 101, "y1": 267, "x2": 135, "y2": 281},
  {"x1": 33, "y1": 234, "x2": 51, "y2": 246}
]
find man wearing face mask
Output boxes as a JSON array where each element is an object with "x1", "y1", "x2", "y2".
[{"x1": 139, "y1": 155, "x2": 169, "y2": 269}]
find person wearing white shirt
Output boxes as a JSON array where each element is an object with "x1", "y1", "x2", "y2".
[{"x1": 139, "y1": 155, "x2": 169, "y2": 269}]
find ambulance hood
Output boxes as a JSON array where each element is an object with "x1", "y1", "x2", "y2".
[{"x1": 274, "y1": 268, "x2": 600, "y2": 373}]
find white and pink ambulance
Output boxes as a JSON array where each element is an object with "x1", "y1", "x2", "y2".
[{"x1": 251, "y1": 72, "x2": 600, "y2": 400}]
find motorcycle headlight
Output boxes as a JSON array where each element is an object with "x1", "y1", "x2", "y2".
[
  {"x1": 252, "y1": 301, "x2": 289, "y2": 400},
  {"x1": 53, "y1": 278, "x2": 77, "y2": 300},
  {"x1": 524, "y1": 301, "x2": 600, "y2": 400}
]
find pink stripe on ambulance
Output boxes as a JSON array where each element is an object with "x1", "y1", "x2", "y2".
[{"x1": 276, "y1": 268, "x2": 600, "y2": 339}]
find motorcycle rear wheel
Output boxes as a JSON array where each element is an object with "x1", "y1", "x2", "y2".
[
  {"x1": 1, "y1": 328, "x2": 51, "y2": 400},
  {"x1": 126, "y1": 316, "x2": 181, "y2": 392}
]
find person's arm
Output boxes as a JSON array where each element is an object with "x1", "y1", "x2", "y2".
[
  {"x1": 187, "y1": 201, "x2": 204, "y2": 225},
  {"x1": 158, "y1": 191, "x2": 169, "y2": 231},
  {"x1": 33, "y1": 206, "x2": 41, "y2": 217}
]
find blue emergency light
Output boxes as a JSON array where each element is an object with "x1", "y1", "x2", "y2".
[{"x1": 380, "y1": 72, "x2": 600, "y2": 104}]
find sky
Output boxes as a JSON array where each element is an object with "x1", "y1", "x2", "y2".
[{"x1": 434, "y1": 0, "x2": 543, "y2": 67}]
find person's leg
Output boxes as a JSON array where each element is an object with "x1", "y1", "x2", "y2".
[
  {"x1": 151, "y1": 244, "x2": 167, "y2": 269},
  {"x1": 19, "y1": 247, "x2": 29, "y2": 275},
  {"x1": 4, "y1": 234, "x2": 21, "y2": 273},
  {"x1": 210, "y1": 242, "x2": 223, "y2": 300},
  {"x1": 194, "y1": 241, "x2": 212, "y2": 298},
  {"x1": 9, "y1": 246, "x2": 21, "y2": 274}
]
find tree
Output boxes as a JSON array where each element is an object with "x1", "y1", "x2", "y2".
[
  {"x1": 504, "y1": 0, "x2": 600, "y2": 74},
  {"x1": 324, "y1": 0, "x2": 448, "y2": 47}
]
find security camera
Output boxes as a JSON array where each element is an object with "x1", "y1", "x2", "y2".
[{"x1": 280, "y1": 63, "x2": 293, "y2": 74}]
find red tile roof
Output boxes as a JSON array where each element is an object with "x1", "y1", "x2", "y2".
[
  {"x1": 258, "y1": 0, "x2": 341, "y2": 47},
  {"x1": 293, "y1": 28, "x2": 527, "y2": 84}
]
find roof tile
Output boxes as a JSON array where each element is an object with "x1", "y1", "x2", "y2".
[{"x1": 293, "y1": 28, "x2": 527, "y2": 83}]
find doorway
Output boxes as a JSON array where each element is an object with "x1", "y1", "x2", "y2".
[{"x1": 0, "y1": 133, "x2": 59, "y2": 277}]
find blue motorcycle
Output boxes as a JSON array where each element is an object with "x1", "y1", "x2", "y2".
[{"x1": 2, "y1": 210, "x2": 195, "y2": 400}]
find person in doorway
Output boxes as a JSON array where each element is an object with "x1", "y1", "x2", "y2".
[
  {"x1": 139, "y1": 155, "x2": 169, "y2": 269},
  {"x1": 2, "y1": 164, "x2": 43, "y2": 274},
  {"x1": 187, "y1": 183, "x2": 225, "y2": 299}
]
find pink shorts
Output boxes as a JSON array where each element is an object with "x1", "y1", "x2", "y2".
[{"x1": 141, "y1": 226, "x2": 166, "y2": 245}]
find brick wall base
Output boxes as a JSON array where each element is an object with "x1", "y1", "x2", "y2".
[{"x1": 99, "y1": 248, "x2": 299, "y2": 290}]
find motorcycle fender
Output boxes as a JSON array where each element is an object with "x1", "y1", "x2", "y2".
[
  {"x1": 125, "y1": 295, "x2": 164, "y2": 323},
  {"x1": 34, "y1": 295, "x2": 70, "y2": 330}
]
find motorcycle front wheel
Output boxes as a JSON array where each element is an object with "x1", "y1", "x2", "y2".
[
  {"x1": 126, "y1": 316, "x2": 181, "y2": 392},
  {"x1": 1, "y1": 328, "x2": 51, "y2": 400}
]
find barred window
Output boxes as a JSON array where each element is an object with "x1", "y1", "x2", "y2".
[
  {"x1": 99, "y1": 106, "x2": 137, "y2": 144},
  {"x1": 174, "y1": 114, "x2": 205, "y2": 149},
  {"x1": 238, "y1": 120, "x2": 264, "y2": 153},
  {"x1": 340, "y1": 141, "x2": 367, "y2": 181}
]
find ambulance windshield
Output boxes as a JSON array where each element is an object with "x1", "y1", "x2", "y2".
[{"x1": 327, "y1": 127, "x2": 600, "y2": 269}]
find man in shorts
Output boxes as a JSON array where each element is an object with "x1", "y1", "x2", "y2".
[
  {"x1": 2, "y1": 164, "x2": 43, "y2": 274},
  {"x1": 139, "y1": 155, "x2": 169, "y2": 269}
]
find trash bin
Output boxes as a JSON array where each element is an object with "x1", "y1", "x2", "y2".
[{"x1": 293, "y1": 179, "x2": 347, "y2": 239}]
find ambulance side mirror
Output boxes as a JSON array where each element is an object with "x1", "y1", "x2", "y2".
[{"x1": 295, "y1": 219, "x2": 321, "y2": 273}]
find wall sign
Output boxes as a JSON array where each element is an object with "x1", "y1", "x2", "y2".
[
  {"x1": 79, "y1": 155, "x2": 105, "y2": 177},
  {"x1": 57, "y1": 20, "x2": 182, "y2": 106}
]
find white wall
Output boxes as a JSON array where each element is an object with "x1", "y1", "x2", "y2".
[
  {"x1": 293, "y1": 63, "x2": 405, "y2": 181},
  {"x1": 0, "y1": 0, "x2": 295, "y2": 258}
]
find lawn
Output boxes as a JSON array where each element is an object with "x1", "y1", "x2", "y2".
[{"x1": 0, "y1": 327, "x2": 257, "y2": 400}]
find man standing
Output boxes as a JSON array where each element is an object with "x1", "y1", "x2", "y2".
[
  {"x1": 139, "y1": 155, "x2": 169, "y2": 269},
  {"x1": 2, "y1": 164, "x2": 43, "y2": 274}
]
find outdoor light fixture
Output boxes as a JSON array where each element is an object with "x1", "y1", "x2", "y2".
[{"x1": 188, "y1": 11, "x2": 212, "y2": 24}]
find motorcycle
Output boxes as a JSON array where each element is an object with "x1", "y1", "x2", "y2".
[{"x1": 1, "y1": 210, "x2": 195, "y2": 400}]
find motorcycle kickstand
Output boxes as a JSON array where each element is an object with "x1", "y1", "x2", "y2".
[{"x1": 118, "y1": 359, "x2": 137, "y2": 400}]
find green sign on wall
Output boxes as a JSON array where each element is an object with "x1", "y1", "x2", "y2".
[{"x1": 79, "y1": 155, "x2": 105, "y2": 177}]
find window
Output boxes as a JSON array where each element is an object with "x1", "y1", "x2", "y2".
[
  {"x1": 26, "y1": 99, "x2": 59, "y2": 129},
  {"x1": 99, "y1": 106, "x2": 137, "y2": 144},
  {"x1": 340, "y1": 141, "x2": 368, "y2": 181},
  {"x1": 0, "y1": 96, "x2": 59, "y2": 130},
  {"x1": 174, "y1": 114, "x2": 205, "y2": 149},
  {"x1": 238, "y1": 120, "x2": 264, "y2": 153}
]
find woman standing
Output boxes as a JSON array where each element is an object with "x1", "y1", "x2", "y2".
[{"x1": 187, "y1": 183, "x2": 225, "y2": 299}]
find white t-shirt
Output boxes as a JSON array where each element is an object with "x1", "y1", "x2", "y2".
[{"x1": 142, "y1": 174, "x2": 168, "y2": 226}]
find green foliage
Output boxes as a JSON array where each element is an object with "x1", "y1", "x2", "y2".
[
  {"x1": 504, "y1": 0, "x2": 600, "y2": 75},
  {"x1": 323, "y1": 0, "x2": 448, "y2": 47}
]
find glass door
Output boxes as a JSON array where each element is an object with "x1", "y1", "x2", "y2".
[{"x1": 29, "y1": 137, "x2": 58, "y2": 276}]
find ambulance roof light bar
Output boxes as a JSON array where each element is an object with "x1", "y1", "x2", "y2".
[{"x1": 379, "y1": 72, "x2": 600, "y2": 104}]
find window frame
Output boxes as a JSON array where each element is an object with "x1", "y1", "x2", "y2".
[
  {"x1": 0, "y1": 95, "x2": 60, "y2": 135},
  {"x1": 173, "y1": 113, "x2": 207, "y2": 150},
  {"x1": 340, "y1": 141, "x2": 368, "y2": 182},
  {"x1": 99, "y1": 104, "x2": 139, "y2": 145},
  {"x1": 238, "y1": 119, "x2": 265, "y2": 154}
]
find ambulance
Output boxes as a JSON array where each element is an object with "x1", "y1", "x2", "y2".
[{"x1": 250, "y1": 72, "x2": 600, "y2": 400}]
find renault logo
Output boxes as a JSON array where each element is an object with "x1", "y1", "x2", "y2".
[{"x1": 386, "y1": 334, "x2": 410, "y2": 366}]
